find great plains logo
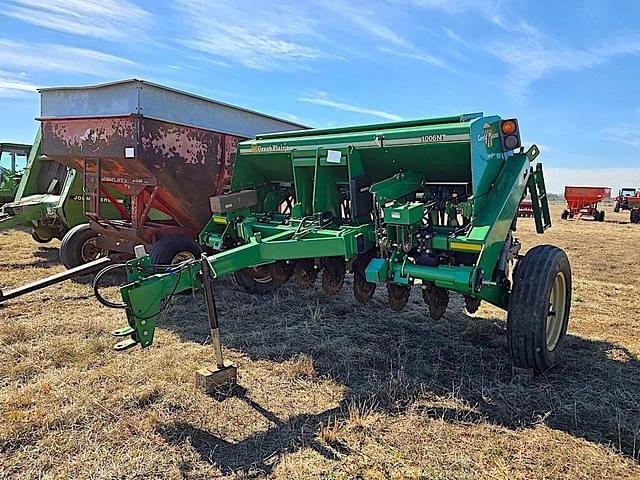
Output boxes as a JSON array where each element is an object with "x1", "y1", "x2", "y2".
[
  {"x1": 250, "y1": 143, "x2": 288, "y2": 153},
  {"x1": 420, "y1": 133, "x2": 445, "y2": 143},
  {"x1": 478, "y1": 123, "x2": 498, "y2": 148}
]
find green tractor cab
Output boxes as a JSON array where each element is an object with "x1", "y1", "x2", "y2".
[
  {"x1": 99, "y1": 113, "x2": 570, "y2": 385},
  {"x1": 0, "y1": 142, "x2": 30, "y2": 205}
]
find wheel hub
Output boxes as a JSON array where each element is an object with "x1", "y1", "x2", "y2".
[
  {"x1": 546, "y1": 271, "x2": 567, "y2": 351},
  {"x1": 171, "y1": 251, "x2": 197, "y2": 264},
  {"x1": 80, "y1": 238, "x2": 108, "y2": 262}
]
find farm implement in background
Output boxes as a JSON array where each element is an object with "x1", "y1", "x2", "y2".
[
  {"x1": 97, "y1": 113, "x2": 571, "y2": 391},
  {"x1": 561, "y1": 186, "x2": 611, "y2": 222},
  {"x1": 517, "y1": 199, "x2": 534, "y2": 217},
  {"x1": 614, "y1": 188, "x2": 638, "y2": 213},
  {"x1": 38, "y1": 79, "x2": 305, "y2": 268},
  {"x1": 0, "y1": 129, "x2": 126, "y2": 244},
  {"x1": 0, "y1": 80, "x2": 305, "y2": 304},
  {"x1": 0, "y1": 143, "x2": 30, "y2": 205},
  {"x1": 628, "y1": 194, "x2": 640, "y2": 224}
]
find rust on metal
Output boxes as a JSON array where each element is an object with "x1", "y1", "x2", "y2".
[{"x1": 40, "y1": 115, "x2": 243, "y2": 247}]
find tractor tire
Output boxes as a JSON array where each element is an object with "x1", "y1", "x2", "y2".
[
  {"x1": 149, "y1": 235, "x2": 201, "y2": 265},
  {"x1": 234, "y1": 265, "x2": 279, "y2": 294},
  {"x1": 631, "y1": 209, "x2": 640, "y2": 224},
  {"x1": 560, "y1": 210, "x2": 569, "y2": 220},
  {"x1": 614, "y1": 202, "x2": 620, "y2": 213},
  {"x1": 60, "y1": 223, "x2": 109, "y2": 269},
  {"x1": 507, "y1": 245, "x2": 571, "y2": 373},
  {"x1": 598, "y1": 210, "x2": 605, "y2": 222}
]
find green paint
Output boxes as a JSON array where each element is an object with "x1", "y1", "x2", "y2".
[{"x1": 114, "y1": 113, "x2": 553, "y2": 348}]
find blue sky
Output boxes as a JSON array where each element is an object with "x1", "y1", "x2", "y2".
[{"x1": 0, "y1": 0, "x2": 638, "y2": 192}]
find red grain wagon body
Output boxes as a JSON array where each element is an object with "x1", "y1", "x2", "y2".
[{"x1": 561, "y1": 186, "x2": 610, "y2": 222}]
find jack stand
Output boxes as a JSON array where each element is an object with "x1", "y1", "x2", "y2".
[{"x1": 195, "y1": 254, "x2": 237, "y2": 394}]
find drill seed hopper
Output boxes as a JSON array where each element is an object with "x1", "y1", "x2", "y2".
[
  {"x1": 99, "y1": 113, "x2": 571, "y2": 385},
  {"x1": 38, "y1": 79, "x2": 305, "y2": 268},
  {"x1": 561, "y1": 186, "x2": 610, "y2": 222}
]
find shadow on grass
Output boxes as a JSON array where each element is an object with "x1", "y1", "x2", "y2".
[
  {"x1": 1, "y1": 246, "x2": 60, "y2": 269},
  {"x1": 153, "y1": 279, "x2": 640, "y2": 473},
  {"x1": 157, "y1": 387, "x2": 344, "y2": 476}
]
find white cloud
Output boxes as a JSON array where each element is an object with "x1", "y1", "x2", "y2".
[
  {"x1": 0, "y1": 77, "x2": 37, "y2": 98},
  {"x1": 0, "y1": 39, "x2": 136, "y2": 77},
  {"x1": 545, "y1": 168, "x2": 640, "y2": 194},
  {"x1": 320, "y1": 1, "x2": 411, "y2": 49},
  {"x1": 378, "y1": 47, "x2": 446, "y2": 67},
  {"x1": 175, "y1": 0, "x2": 327, "y2": 71},
  {"x1": 175, "y1": 0, "x2": 444, "y2": 71},
  {"x1": 0, "y1": 0, "x2": 151, "y2": 42},
  {"x1": 489, "y1": 32, "x2": 640, "y2": 99},
  {"x1": 603, "y1": 118, "x2": 640, "y2": 150},
  {"x1": 299, "y1": 96, "x2": 402, "y2": 121}
]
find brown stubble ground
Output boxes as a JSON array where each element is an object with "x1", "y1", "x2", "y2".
[{"x1": 1, "y1": 204, "x2": 640, "y2": 479}]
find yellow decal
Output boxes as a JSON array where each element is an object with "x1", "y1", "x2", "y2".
[{"x1": 450, "y1": 241, "x2": 482, "y2": 252}]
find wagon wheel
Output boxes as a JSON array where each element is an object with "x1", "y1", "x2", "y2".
[
  {"x1": 150, "y1": 235, "x2": 202, "y2": 265},
  {"x1": 507, "y1": 245, "x2": 571, "y2": 373},
  {"x1": 60, "y1": 223, "x2": 109, "y2": 269},
  {"x1": 387, "y1": 284, "x2": 410, "y2": 312}
]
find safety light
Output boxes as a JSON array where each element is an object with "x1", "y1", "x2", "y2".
[
  {"x1": 501, "y1": 120, "x2": 516, "y2": 135},
  {"x1": 500, "y1": 118, "x2": 521, "y2": 151}
]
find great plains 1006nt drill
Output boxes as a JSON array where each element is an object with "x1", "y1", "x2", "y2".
[{"x1": 95, "y1": 113, "x2": 571, "y2": 387}]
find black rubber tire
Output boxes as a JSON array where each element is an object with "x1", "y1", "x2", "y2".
[
  {"x1": 507, "y1": 245, "x2": 572, "y2": 373},
  {"x1": 631, "y1": 209, "x2": 640, "y2": 224},
  {"x1": 598, "y1": 210, "x2": 605, "y2": 222},
  {"x1": 234, "y1": 265, "x2": 279, "y2": 294},
  {"x1": 60, "y1": 223, "x2": 105, "y2": 269},
  {"x1": 560, "y1": 210, "x2": 568, "y2": 220},
  {"x1": 149, "y1": 235, "x2": 201, "y2": 265}
]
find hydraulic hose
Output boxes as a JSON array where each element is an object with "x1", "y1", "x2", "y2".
[
  {"x1": 93, "y1": 263, "x2": 128, "y2": 309},
  {"x1": 92, "y1": 258, "x2": 197, "y2": 310}
]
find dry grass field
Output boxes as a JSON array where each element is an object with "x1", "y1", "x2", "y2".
[{"x1": 1, "y1": 204, "x2": 640, "y2": 479}]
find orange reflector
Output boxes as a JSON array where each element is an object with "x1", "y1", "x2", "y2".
[{"x1": 501, "y1": 120, "x2": 516, "y2": 135}]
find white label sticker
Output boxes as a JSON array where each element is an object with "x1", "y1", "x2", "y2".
[
  {"x1": 326, "y1": 150, "x2": 342, "y2": 163},
  {"x1": 124, "y1": 147, "x2": 135, "y2": 158},
  {"x1": 391, "y1": 212, "x2": 401, "y2": 219}
]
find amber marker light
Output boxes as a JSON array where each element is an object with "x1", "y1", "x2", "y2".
[{"x1": 501, "y1": 120, "x2": 516, "y2": 135}]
